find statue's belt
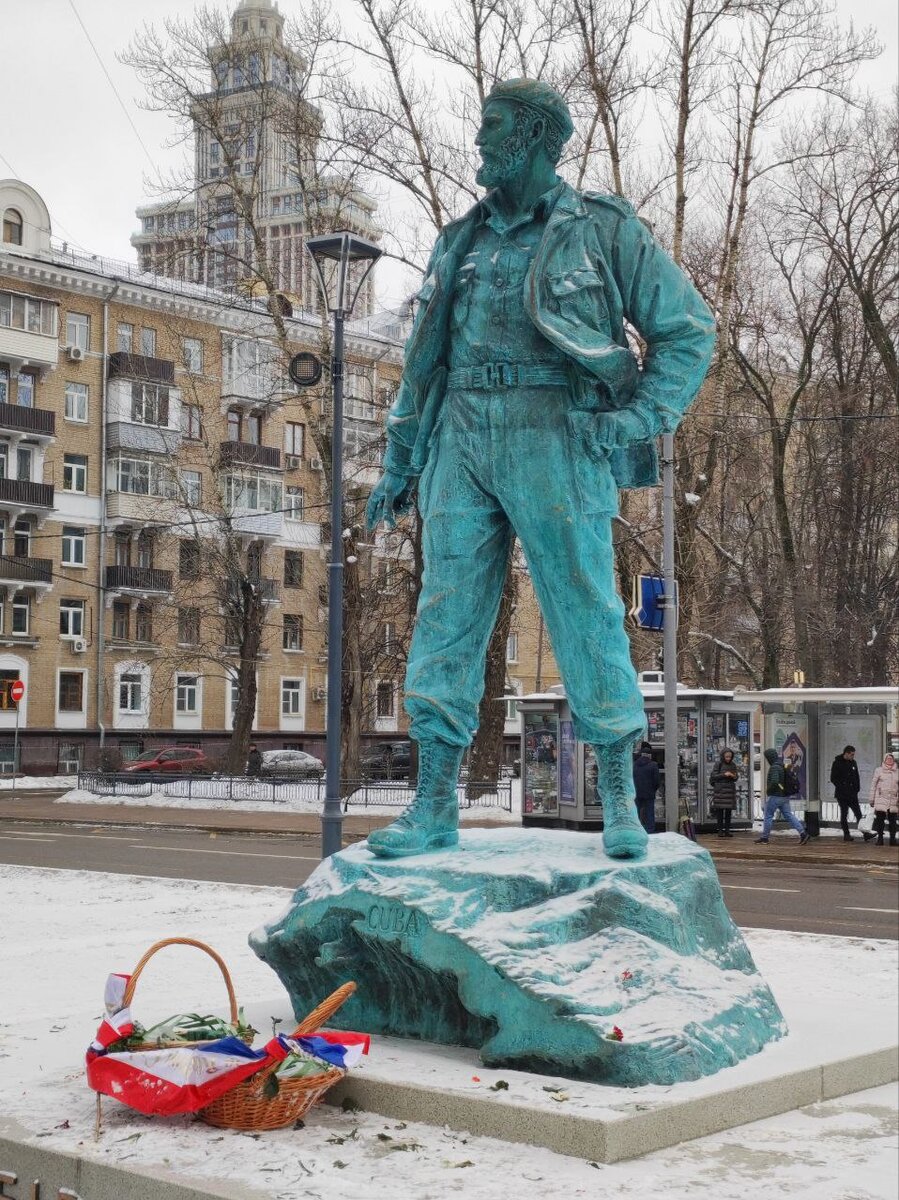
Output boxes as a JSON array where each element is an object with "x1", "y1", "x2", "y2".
[{"x1": 446, "y1": 362, "x2": 569, "y2": 390}]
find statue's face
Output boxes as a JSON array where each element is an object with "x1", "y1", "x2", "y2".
[{"x1": 475, "y1": 99, "x2": 534, "y2": 188}]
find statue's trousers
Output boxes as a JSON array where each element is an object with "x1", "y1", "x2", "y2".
[{"x1": 404, "y1": 386, "x2": 645, "y2": 748}]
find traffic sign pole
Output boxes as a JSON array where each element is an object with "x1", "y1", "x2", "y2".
[{"x1": 10, "y1": 679, "x2": 24, "y2": 777}]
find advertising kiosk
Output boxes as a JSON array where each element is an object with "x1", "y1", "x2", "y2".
[{"x1": 518, "y1": 680, "x2": 758, "y2": 831}]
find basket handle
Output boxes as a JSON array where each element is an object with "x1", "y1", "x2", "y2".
[
  {"x1": 122, "y1": 937, "x2": 239, "y2": 1026},
  {"x1": 290, "y1": 981, "x2": 357, "y2": 1038}
]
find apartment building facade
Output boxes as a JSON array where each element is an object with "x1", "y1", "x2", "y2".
[{"x1": 0, "y1": 178, "x2": 405, "y2": 773}]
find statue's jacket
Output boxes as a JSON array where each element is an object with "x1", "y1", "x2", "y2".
[{"x1": 383, "y1": 182, "x2": 716, "y2": 491}]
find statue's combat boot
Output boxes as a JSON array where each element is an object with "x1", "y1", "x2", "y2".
[
  {"x1": 367, "y1": 740, "x2": 464, "y2": 858},
  {"x1": 593, "y1": 738, "x2": 649, "y2": 859}
]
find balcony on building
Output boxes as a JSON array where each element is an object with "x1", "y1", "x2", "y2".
[
  {"x1": 219, "y1": 441, "x2": 282, "y2": 470},
  {"x1": 0, "y1": 477, "x2": 54, "y2": 512},
  {"x1": 107, "y1": 352, "x2": 176, "y2": 386},
  {"x1": 227, "y1": 574, "x2": 280, "y2": 605},
  {"x1": 106, "y1": 421, "x2": 181, "y2": 456},
  {"x1": 104, "y1": 564, "x2": 173, "y2": 597},
  {"x1": 0, "y1": 402, "x2": 55, "y2": 442},
  {"x1": 0, "y1": 553, "x2": 53, "y2": 595},
  {"x1": 106, "y1": 491, "x2": 180, "y2": 528},
  {"x1": 0, "y1": 290, "x2": 60, "y2": 378}
]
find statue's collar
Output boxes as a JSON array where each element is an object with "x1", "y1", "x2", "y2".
[{"x1": 479, "y1": 177, "x2": 567, "y2": 232}]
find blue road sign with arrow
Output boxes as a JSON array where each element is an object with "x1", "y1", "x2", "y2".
[{"x1": 630, "y1": 575, "x2": 678, "y2": 631}]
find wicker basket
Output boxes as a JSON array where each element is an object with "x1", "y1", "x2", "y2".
[
  {"x1": 119, "y1": 936, "x2": 253, "y2": 1050},
  {"x1": 198, "y1": 981, "x2": 357, "y2": 1131}
]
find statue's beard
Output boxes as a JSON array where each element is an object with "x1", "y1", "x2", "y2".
[{"x1": 476, "y1": 128, "x2": 531, "y2": 188}]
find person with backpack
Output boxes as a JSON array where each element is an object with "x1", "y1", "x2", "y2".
[
  {"x1": 755, "y1": 748, "x2": 809, "y2": 844},
  {"x1": 830, "y1": 745, "x2": 874, "y2": 842},
  {"x1": 632, "y1": 742, "x2": 661, "y2": 833},
  {"x1": 710, "y1": 747, "x2": 739, "y2": 837}
]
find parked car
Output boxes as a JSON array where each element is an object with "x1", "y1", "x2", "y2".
[
  {"x1": 122, "y1": 747, "x2": 212, "y2": 775},
  {"x1": 260, "y1": 749, "x2": 325, "y2": 779},
  {"x1": 360, "y1": 741, "x2": 412, "y2": 780}
]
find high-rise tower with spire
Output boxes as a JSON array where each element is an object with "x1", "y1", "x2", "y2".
[{"x1": 131, "y1": 0, "x2": 378, "y2": 314}]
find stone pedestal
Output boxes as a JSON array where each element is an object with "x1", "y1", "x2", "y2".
[{"x1": 250, "y1": 830, "x2": 786, "y2": 1086}]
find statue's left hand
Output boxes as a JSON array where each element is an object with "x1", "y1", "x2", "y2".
[{"x1": 365, "y1": 470, "x2": 415, "y2": 532}]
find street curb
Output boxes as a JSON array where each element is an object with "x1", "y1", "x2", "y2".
[
  {"x1": 1, "y1": 1044, "x2": 896, "y2": 1195},
  {"x1": 1, "y1": 811, "x2": 895, "y2": 869}
]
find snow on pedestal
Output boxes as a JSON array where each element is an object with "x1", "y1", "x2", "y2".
[{"x1": 250, "y1": 829, "x2": 786, "y2": 1086}]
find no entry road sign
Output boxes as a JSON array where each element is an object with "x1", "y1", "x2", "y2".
[{"x1": 10, "y1": 680, "x2": 25, "y2": 704}]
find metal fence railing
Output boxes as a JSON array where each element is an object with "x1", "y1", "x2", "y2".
[
  {"x1": 750, "y1": 794, "x2": 846, "y2": 825},
  {"x1": 76, "y1": 772, "x2": 514, "y2": 813}
]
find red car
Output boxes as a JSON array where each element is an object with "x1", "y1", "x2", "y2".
[{"x1": 122, "y1": 747, "x2": 211, "y2": 774}]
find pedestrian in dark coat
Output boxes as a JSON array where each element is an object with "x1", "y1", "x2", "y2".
[
  {"x1": 830, "y1": 745, "x2": 873, "y2": 842},
  {"x1": 246, "y1": 744, "x2": 263, "y2": 777},
  {"x1": 710, "y1": 748, "x2": 738, "y2": 837},
  {"x1": 632, "y1": 742, "x2": 660, "y2": 834}
]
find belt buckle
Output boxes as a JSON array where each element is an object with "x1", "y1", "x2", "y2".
[{"x1": 483, "y1": 362, "x2": 517, "y2": 389}]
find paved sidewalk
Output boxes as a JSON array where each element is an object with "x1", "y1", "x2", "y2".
[{"x1": 2, "y1": 791, "x2": 897, "y2": 868}]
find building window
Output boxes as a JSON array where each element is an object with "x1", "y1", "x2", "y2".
[
  {"x1": 284, "y1": 422, "x2": 304, "y2": 457},
  {"x1": 135, "y1": 603, "x2": 153, "y2": 643},
  {"x1": 117, "y1": 322, "x2": 134, "y2": 353},
  {"x1": 131, "y1": 382, "x2": 169, "y2": 426},
  {"x1": 11, "y1": 593, "x2": 28, "y2": 635},
  {"x1": 383, "y1": 621, "x2": 395, "y2": 654},
  {"x1": 118, "y1": 672, "x2": 143, "y2": 712},
  {"x1": 13, "y1": 520, "x2": 30, "y2": 556},
  {"x1": 181, "y1": 403, "x2": 202, "y2": 440},
  {"x1": 284, "y1": 550, "x2": 303, "y2": 587},
  {"x1": 227, "y1": 409, "x2": 242, "y2": 441},
  {"x1": 0, "y1": 364, "x2": 7, "y2": 403},
  {"x1": 245, "y1": 411, "x2": 262, "y2": 445},
  {"x1": 58, "y1": 671, "x2": 85, "y2": 713},
  {"x1": 178, "y1": 607, "x2": 200, "y2": 645},
  {"x1": 58, "y1": 742, "x2": 83, "y2": 773},
  {"x1": 176, "y1": 674, "x2": 200, "y2": 714},
  {"x1": 223, "y1": 473, "x2": 282, "y2": 513},
  {"x1": 506, "y1": 632, "x2": 519, "y2": 663},
  {"x1": 181, "y1": 470, "x2": 202, "y2": 506},
  {"x1": 61, "y1": 526, "x2": 86, "y2": 566},
  {"x1": 66, "y1": 312, "x2": 90, "y2": 352},
  {"x1": 112, "y1": 601, "x2": 130, "y2": 641},
  {"x1": 16, "y1": 445, "x2": 32, "y2": 481},
  {"x1": 15, "y1": 371, "x2": 34, "y2": 407},
  {"x1": 63, "y1": 453, "x2": 87, "y2": 493},
  {"x1": 140, "y1": 327, "x2": 157, "y2": 357},
  {"x1": 60, "y1": 598, "x2": 85, "y2": 639},
  {"x1": 282, "y1": 678, "x2": 303, "y2": 716},
  {"x1": 64, "y1": 382, "x2": 88, "y2": 422},
  {"x1": 179, "y1": 541, "x2": 200, "y2": 579},
  {"x1": 0, "y1": 292, "x2": 57, "y2": 336},
  {"x1": 182, "y1": 337, "x2": 203, "y2": 372},
  {"x1": 285, "y1": 486, "x2": 304, "y2": 520},
  {"x1": 2, "y1": 208, "x2": 23, "y2": 245},
  {"x1": 283, "y1": 614, "x2": 303, "y2": 651},
  {"x1": 136, "y1": 531, "x2": 154, "y2": 569},
  {"x1": 376, "y1": 682, "x2": 395, "y2": 718}
]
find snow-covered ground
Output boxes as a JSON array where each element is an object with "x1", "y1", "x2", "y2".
[
  {"x1": 0, "y1": 774, "x2": 76, "y2": 789},
  {"x1": 0, "y1": 864, "x2": 896, "y2": 1199},
  {"x1": 54, "y1": 778, "x2": 521, "y2": 821}
]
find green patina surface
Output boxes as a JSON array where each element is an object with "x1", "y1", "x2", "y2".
[{"x1": 251, "y1": 830, "x2": 787, "y2": 1087}]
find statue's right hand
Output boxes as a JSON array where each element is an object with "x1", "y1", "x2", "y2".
[{"x1": 366, "y1": 470, "x2": 415, "y2": 532}]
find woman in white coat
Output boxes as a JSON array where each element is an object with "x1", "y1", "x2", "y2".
[{"x1": 869, "y1": 753, "x2": 898, "y2": 846}]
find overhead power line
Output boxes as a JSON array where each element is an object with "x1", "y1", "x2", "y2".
[{"x1": 66, "y1": 0, "x2": 159, "y2": 175}]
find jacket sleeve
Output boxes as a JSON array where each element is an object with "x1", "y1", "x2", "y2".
[
  {"x1": 382, "y1": 233, "x2": 447, "y2": 478},
  {"x1": 607, "y1": 211, "x2": 717, "y2": 437},
  {"x1": 869, "y1": 770, "x2": 879, "y2": 805},
  {"x1": 829, "y1": 760, "x2": 839, "y2": 787}
]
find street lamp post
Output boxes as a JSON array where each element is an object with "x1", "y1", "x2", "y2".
[{"x1": 305, "y1": 231, "x2": 383, "y2": 859}]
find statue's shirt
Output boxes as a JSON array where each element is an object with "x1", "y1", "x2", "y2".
[{"x1": 448, "y1": 181, "x2": 568, "y2": 373}]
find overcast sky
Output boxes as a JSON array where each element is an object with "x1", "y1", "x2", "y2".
[{"x1": 3, "y1": 0, "x2": 896, "y2": 308}]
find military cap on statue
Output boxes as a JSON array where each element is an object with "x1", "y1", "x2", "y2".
[{"x1": 484, "y1": 78, "x2": 575, "y2": 147}]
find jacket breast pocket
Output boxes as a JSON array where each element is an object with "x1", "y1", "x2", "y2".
[
  {"x1": 451, "y1": 266, "x2": 475, "y2": 330},
  {"x1": 548, "y1": 267, "x2": 610, "y2": 331}
]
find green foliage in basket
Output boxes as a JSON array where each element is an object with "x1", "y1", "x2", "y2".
[{"x1": 108, "y1": 1008, "x2": 257, "y2": 1052}]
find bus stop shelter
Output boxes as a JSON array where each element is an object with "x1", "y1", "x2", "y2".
[{"x1": 734, "y1": 686, "x2": 899, "y2": 829}]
